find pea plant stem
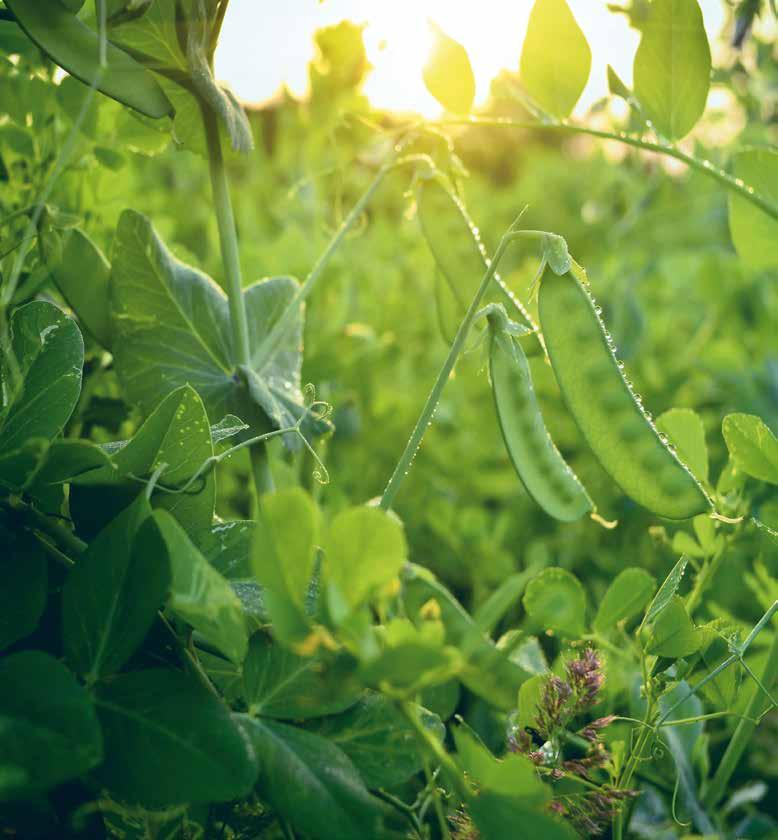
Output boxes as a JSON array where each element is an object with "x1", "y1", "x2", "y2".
[
  {"x1": 435, "y1": 117, "x2": 778, "y2": 222},
  {"x1": 203, "y1": 106, "x2": 274, "y2": 499},
  {"x1": 703, "y1": 603, "x2": 778, "y2": 809},
  {"x1": 252, "y1": 147, "x2": 428, "y2": 373},
  {"x1": 380, "y1": 229, "x2": 545, "y2": 511}
]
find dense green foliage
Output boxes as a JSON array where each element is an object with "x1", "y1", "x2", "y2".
[{"x1": 1, "y1": 1, "x2": 778, "y2": 838}]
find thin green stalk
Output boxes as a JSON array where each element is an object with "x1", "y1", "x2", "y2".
[
  {"x1": 380, "y1": 229, "x2": 545, "y2": 511},
  {"x1": 4, "y1": 496, "x2": 87, "y2": 556},
  {"x1": 252, "y1": 148, "x2": 428, "y2": 372},
  {"x1": 686, "y1": 541, "x2": 729, "y2": 617},
  {"x1": 703, "y1": 604, "x2": 778, "y2": 809},
  {"x1": 436, "y1": 117, "x2": 778, "y2": 222}
]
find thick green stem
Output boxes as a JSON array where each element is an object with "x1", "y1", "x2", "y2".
[
  {"x1": 437, "y1": 117, "x2": 778, "y2": 222},
  {"x1": 4, "y1": 496, "x2": 87, "y2": 556},
  {"x1": 703, "y1": 605, "x2": 778, "y2": 809},
  {"x1": 204, "y1": 108, "x2": 251, "y2": 367},
  {"x1": 379, "y1": 230, "x2": 544, "y2": 511},
  {"x1": 204, "y1": 105, "x2": 275, "y2": 498}
]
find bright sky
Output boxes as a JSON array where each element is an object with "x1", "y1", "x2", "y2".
[{"x1": 215, "y1": 1, "x2": 728, "y2": 117}]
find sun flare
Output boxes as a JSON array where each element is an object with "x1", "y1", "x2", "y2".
[{"x1": 215, "y1": 1, "x2": 726, "y2": 117}]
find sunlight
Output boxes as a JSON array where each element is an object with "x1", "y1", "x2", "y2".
[{"x1": 215, "y1": 1, "x2": 726, "y2": 116}]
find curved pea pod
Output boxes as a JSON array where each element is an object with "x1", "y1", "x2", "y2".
[
  {"x1": 416, "y1": 175, "x2": 538, "y2": 344},
  {"x1": 538, "y1": 264, "x2": 711, "y2": 520},
  {"x1": 6, "y1": 0, "x2": 172, "y2": 119},
  {"x1": 488, "y1": 310, "x2": 593, "y2": 522}
]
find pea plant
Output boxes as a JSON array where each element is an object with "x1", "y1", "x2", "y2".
[{"x1": 1, "y1": 0, "x2": 777, "y2": 838}]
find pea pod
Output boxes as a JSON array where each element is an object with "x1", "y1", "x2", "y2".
[
  {"x1": 538, "y1": 264, "x2": 710, "y2": 520},
  {"x1": 488, "y1": 309, "x2": 593, "y2": 522},
  {"x1": 417, "y1": 175, "x2": 538, "y2": 344},
  {"x1": 6, "y1": 0, "x2": 172, "y2": 119}
]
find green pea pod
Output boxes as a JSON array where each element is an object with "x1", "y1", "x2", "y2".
[
  {"x1": 539, "y1": 264, "x2": 711, "y2": 520},
  {"x1": 488, "y1": 311, "x2": 593, "y2": 522},
  {"x1": 6, "y1": 0, "x2": 172, "y2": 119},
  {"x1": 416, "y1": 175, "x2": 538, "y2": 344}
]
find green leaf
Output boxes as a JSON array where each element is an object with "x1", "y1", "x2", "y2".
[
  {"x1": 645, "y1": 555, "x2": 689, "y2": 625},
  {"x1": 516, "y1": 674, "x2": 545, "y2": 732},
  {"x1": 0, "y1": 301, "x2": 83, "y2": 452},
  {"x1": 62, "y1": 494, "x2": 170, "y2": 681},
  {"x1": 722, "y1": 412, "x2": 778, "y2": 485},
  {"x1": 473, "y1": 569, "x2": 537, "y2": 636},
  {"x1": 243, "y1": 632, "x2": 361, "y2": 720},
  {"x1": 728, "y1": 148, "x2": 778, "y2": 269},
  {"x1": 196, "y1": 519, "x2": 268, "y2": 630},
  {"x1": 325, "y1": 505, "x2": 407, "y2": 611},
  {"x1": 236, "y1": 715, "x2": 400, "y2": 840},
  {"x1": 520, "y1": 0, "x2": 591, "y2": 118},
  {"x1": 645, "y1": 595, "x2": 701, "y2": 658},
  {"x1": 633, "y1": 0, "x2": 711, "y2": 140},
  {"x1": 593, "y1": 568, "x2": 656, "y2": 634},
  {"x1": 32, "y1": 438, "x2": 113, "y2": 486},
  {"x1": 403, "y1": 565, "x2": 532, "y2": 710},
  {"x1": 252, "y1": 488, "x2": 318, "y2": 641},
  {"x1": 523, "y1": 567, "x2": 585, "y2": 638},
  {"x1": 110, "y1": 210, "x2": 318, "y2": 442},
  {"x1": 453, "y1": 725, "x2": 547, "y2": 801},
  {"x1": 95, "y1": 669, "x2": 257, "y2": 808},
  {"x1": 656, "y1": 407, "x2": 709, "y2": 484},
  {"x1": 422, "y1": 22, "x2": 475, "y2": 114},
  {"x1": 49, "y1": 229, "x2": 113, "y2": 348},
  {"x1": 154, "y1": 509, "x2": 249, "y2": 665},
  {"x1": 468, "y1": 793, "x2": 576, "y2": 840},
  {"x1": 305, "y1": 693, "x2": 444, "y2": 789},
  {"x1": 0, "y1": 527, "x2": 47, "y2": 652},
  {"x1": 71, "y1": 385, "x2": 216, "y2": 538},
  {"x1": 0, "y1": 651, "x2": 103, "y2": 797}
]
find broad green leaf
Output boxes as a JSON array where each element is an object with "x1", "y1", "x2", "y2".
[
  {"x1": 306, "y1": 693, "x2": 444, "y2": 789},
  {"x1": 0, "y1": 438, "x2": 49, "y2": 493},
  {"x1": 49, "y1": 229, "x2": 113, "y2": 348},
  {"x1": 633, "y1": 0, "x2": 711, "y2": 140},
  {"x1": 469, "y1": 793, "x2": 576, "y2": 840},
  {"x1": 594, "y1": 568, "x2": 656, "y2": 633},
  {"x1": 523, "y1": 567, "x2": 585, "y2": 638},
  {"x1": 95, "y1": 669, "x2": 257, "y2": 807},
  {"x1": 110, "y1": 211, "x2": 319, "y2": 443},
  {"x1": 645, "y1": 555, "x2": 688, "y2": 625},
  {"x1": 657, "y1": 408, "x2": 709, "y2": 484},
  {"x1": 498, "y1": 632, "x2": 548, "y2": 675},
  {"x1": 0, "y1": 301, "x2": 83, "y2": 452},
  {"x1": 71, "y1": 385, "x2": 216, "y2": 538},
  {"x1": 520, "y1": 0, "x2": 591, "y2": 118},
  {"x1": 62, "y1": 494, "x2": 170, "y2": 681},
  {"x1": 243, "y1": 632, "x2": 361, "y2": 720},
  {"x1": 422, "y1": 22, "x2": 475, "y2": 114},
  {"x1": 325, "y1": 505, "x2": 407, "y2": 610},
  {"x1": 0, "y1": 651, "x2": 102, "y2": 797},
  {"x1": 31, "y1": 438, "x2": 113, "y2": 486},
  {"x1": 403, "y1": 565, "x2": 532, "y2": 709},
  {"x1": 722, "y1": 413, "x2": 778, "y2": 485},
  {"x1": 197, "y1": 519, "x2": 268, "y2": 630},
  {"x1": 516, "y1": 674, "x2": 545, "y2": 732},
  {"x1": 359, "y1": 638, "x2": 462, "y2": 693},
  {"x1": 728, "y1": 148, "x2": 778, "y2": 269},
  {"x1": 688, "y1": 620, "x2": 741, "y2": 709},
  {"x1": 236, "y1": 715, "x2": 399, "y2": 840},
  {"x1": 645, "y1": 595, "x2": 701, "y2": 658},
  {"x1": 109, "y1": 0, "x2": 252, "y2": 154},
  {"x1": 0, "y1": 527, "x2": 47, "y2": 651},
  {"x1": 252, "y1": 488, "x2": 319, "y2": 641},
  {"x1": 155, "y1": 510, "x2": 249, "y2": 665},
  {"x1": 453, "y1": 725, "x2": 547, "y2": 802}
]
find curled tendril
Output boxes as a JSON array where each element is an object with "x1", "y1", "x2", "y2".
[{"x1": 650, "y1": 742, "x2": 665, "y2": 761}]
